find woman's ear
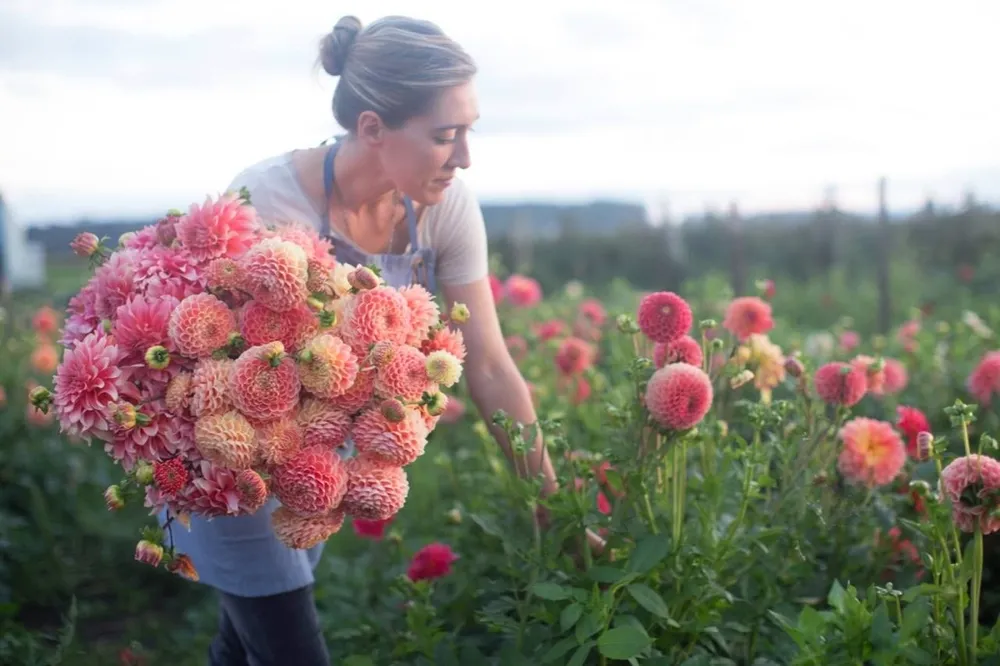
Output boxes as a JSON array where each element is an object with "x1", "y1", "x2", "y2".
[{"x1": 356, "y1": 111, "x2": 386, "y2": 146}]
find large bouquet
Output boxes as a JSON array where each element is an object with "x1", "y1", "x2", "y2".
[{"x1": 31, "y1": 190, "x2": 469, "y2": 577}]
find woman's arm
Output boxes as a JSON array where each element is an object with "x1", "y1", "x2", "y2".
[{"x1": 441, "y1": 277, "x2": 560, "y2": 498}]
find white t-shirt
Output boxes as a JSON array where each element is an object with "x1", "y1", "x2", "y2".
[{"x1": 225, "y1": 150, "x2": 490, "y2": 287}]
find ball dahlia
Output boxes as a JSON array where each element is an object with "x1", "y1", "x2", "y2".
[
  {"x1": 239, "y1": 237, "x2": 310, "y2": 312},
  {"x1": 297, "y1": 334, "x2": 359, "y2": 399},
  {"x1": 168, "y1": 293, "x2": 236, "y2": 358},
  {"x1": 229, "y1": 342, "x2": 300, "y2": 421},
  {"x1": 637, "y1": 292, "x2": 693, "y2": 344},
  {"x1": 837, "y1": 417, "x2": 906, "y2": 488},
  {"x1": 645, "y1": 363, "x2": 713, "y2": 431},
  {"x1": 352, "y1": 406, "x2": 429, "y2": 467},
  {"x1": 341, "y1": 455, "x2": 409, "y2": 521},
  {"x1": 270, "y1": 447, "x2": 349, "y2": 517},
  {"x1": 271, "y1": 506, "x2": 346, "y2": 550}
]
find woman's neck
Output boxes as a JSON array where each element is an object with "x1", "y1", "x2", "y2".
[{"x1": 327, "y1": 137, "x2": 396, "y2": 213}]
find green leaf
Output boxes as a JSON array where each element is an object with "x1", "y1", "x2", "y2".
[
  {"x1": 901, "y1": 583, "x2": 941, "y2": 603},
  {"x1": 603, "y1": 467, "x2": 625, "y2": 495},
  {"x1": 575, "y1": 611, "x2": 603, "y2": 643},
  {"x1": 870, "y1": 602, "x2": 893, "y2": 649},
  {"x1": 567, "y1": 643, "x2": 594, "y2": 666},
  {"x1": 343, "y1": 657, "x2": 375, "y2": 666},
  {"x1": 900, "y1": 597, "x2": 931, "y2": 639},
  {"x1": 827, "y1": 580, "x2": 847, "y2": 613},
  {"x1": 531, "y1": 582, "x2": 571, "y2": 600},
  {"x1": 560, "y1": 603, "x2": 584, "y2": 632},
  {"x1": 627, "y1": 583, "x2": 671, "y2": 619},
  {"x1": 588, "y1": 566, "x2": 625, "y2": 583},
  {"x1": 626, "y1": 534, "x2": 671, "y2": 573},
  {"x1": 597, "y1": 626, "x2": 652, "y2": 659},
  {"x1": 541, "y1": 637, "x2": 577, "y2": 664}
]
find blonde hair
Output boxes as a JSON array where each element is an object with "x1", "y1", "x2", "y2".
[{"x1": 319, "y1": 16, "x2": 477, "y2": 131}]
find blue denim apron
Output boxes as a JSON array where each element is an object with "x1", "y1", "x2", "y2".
[{"x1": 163, "y1": 140, "x2": 437, "y2": 597}]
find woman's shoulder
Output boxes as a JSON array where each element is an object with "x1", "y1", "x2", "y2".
[
  {"x1": 226, "y1": 151, "x2": 297, "y2": 195},
  {"x1": 226, "y1": 150, "x2": 318, "y2": 226}
]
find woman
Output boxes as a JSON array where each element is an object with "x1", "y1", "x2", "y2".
[{"x1": 171, "y1": 15, "x2": 603, "y2": 666}]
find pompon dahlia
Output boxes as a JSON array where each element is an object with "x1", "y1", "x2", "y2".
[
  {"x1": 425, "y1": 350, "x2": 462, "y2": 387},
  {"x1": 340, "y1": 286, "x2": 411, "y2": 353},
  {"x1": 554, "y1": 337, "x2": 595, "y2": 376},
  {"x1": 329, "y1": 367, "x2": 377, "y2": 415},
  {"x1": 174, "y1": 192, "x2": 259, "y2": 261},
  {"x1": 234, "y1": 469, "x2": 269, "y2": 513},
  {"x1": 112, "y1": 294, "x2": 178, "y2": 357},
  {"x1": 165, "y1": 372, "x2": 193, "y2": 414},
  {"x1": 153, "y1": 457, "x2": 188, "y2": 496},
  {"x1": 352, "y1": 406, "x2": 429, "y2": 467},
  {"x1": 341, "y1": 455, "x2": 409, "y2": 521},
  {"x1": 399, "y1": 284, "x2": 440, "y2": 346},
  {"x1": 168, "y1": 293, "x2": 236, "y2": 358},
  {"x1": 722, "y1": 296, "x2": 774, "y2": 341},
  {"x1": 504, "y1": 274, "x2": 542, "y2": 308},
  {"x1": 967, "y1": 351, "x2": 1000, "y2": 405},
  {"x1": 296, "y1": 398, "x2": 352, "y2": 451},
  {"x1": 645, "y1": 363, "x2": 713, "y2": 430},
  {"x1": 205, "y1": 257, "x2": 246, "y2": 292},
  {"x1": 813, "y1": 362, "x2": 867, "y2": 407},
  {"x1": 837, "y1": 417, "x2": 906, "y2": 488},
  {"x1": 271, "y1": 447, "x2": 349, "y2": 517},
  {"x1": 239, "y1": 237, "x2": 310, "y2": 312},
  {"x1": 239, "y1": 301, "x2": 317, "y2": 353},
  {"x1": 637, "y1": 292, "x2": 693, "y2": 344},
  {"x1": 267, "y1": 222, "x2": 335, "y2": 267},
  {"x1": 851, "y1": 355, "x2": 886, "y2": 395},
  {"x1": 254, "y1": 418, "x2": 303, "y2": 469},
  {"x1": 882, "y1": 358, "x2": 908, "y2": 395},
  {"x1": 653, "y1": 335, "x2": 704, "y2": 368},
  {"x1": 421, "y1": 325, "x2": 467, "y2": 363},
  {"x1": 896, "y1": 406, "x2": 930, "y2": 458},
  {"x1": 194, "y1": 410, "x2": 258, "y2": 470},
  {"x1": 190, "y1": 358, "x2": 234, "y2": 417},
  {"x1": 230, "y1": 342, "x2": 300, "y2": 421},
  {"x1": 375, "y1": 344, "x2": 433, "y2": 401},
  {"x1": 297, "y1": 334, "x2": 359, "y2": 399},
  {"x1": 52, "y1": 331, "x2": 122, "y2": 441},
  {"x1": 940, "y1": 454, "x2": 1000, "y2": 534},
  {"x1": 272, "y1": 506, "x2": 345, "y2": 550}
]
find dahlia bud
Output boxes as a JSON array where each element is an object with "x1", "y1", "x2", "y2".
[
  {"x1": 134, "y1": 540, "x2": 164, "y2": 568},
  {"x1": 936, "y1": 321, "x2": 950, "y2": 335},
  {"x1": 145, "y1": 345, "x2": 171, "y2": 370},
  {"x1": 783, "y1": 357, "x2": 804, "y2": 378},
  {"x1": 869, "y1": 357, "x2": 885, "y2": 373},
  {"x1": 113, "y1": 402, "x2": 138, "y2": 430},
  {"x1": 348, "y1": 266, "x2": 379, "y2": 291},
  {"x1": 133, "y1": 460, "x2": 154, "y2": 485},
  {"x1": 306, "y1": 296, "x2": 324, "y2": 312},
  {"x1": 916, "y1": 431, "x2": 934, "y2": 461},
  {"x1": 28, "y1": 386, "x2": 53, "y2": 413},
  {"x1": 755, "y1": 279, "x2": 775, "y2": 300},
  {"x1": 812, "y1": 471, "x2": 829, "y2": 486},
  {"x1": 70, "y1": 232, "x2": 100, "y2": 258},
  {"x1": 104, "y1": 484, "x2": 125, "y2": 511},
  {"x1": 711, "y1": 338, "x2": 725, "y2": 351},
  {"x1": 616, "y1": 314, "x2": 640, "y2": 335},
  {"x1": 450, "y1": 302, "x2": 471, "y2": 323},
  {"x1": 730, "y1": 369, "x2": 754, "y2": 389},
  {"x1": 262, "y1": 342, "x2": 286, "y2": 367},
  {"x1": 909, "y1": 479, "x2": 932, "y2": 497},
  {"x1": 425, "y1": 350, "x2": 462, "y2": 387},
  {"x1": 714, "y1": 420, "x2": 728, "y2": 438},
  {"x1": 318, "y1": 309, "x2": 337, "y2": 329},
  {"x1": 380, "y1": 398, "x2": 407, "y2": 423},
  {"x1": 424, "y1": 391, "x2": 448, "y2": 417},
  {"x1": 155, "y1": 214, "x2": 178, "y2": 246},
  {"x1": 166, "y1": 553, "x2": 199, "y2": 581},
  {"x1": 699, "y1": 319, "x2": 718, "y2": 330},
  {"x1": 306, "y1": 259, "x2": 333, "y2": 294},
  {"x1": 447, "y1": 508, "x2": 462, "y2": 524},
  {"x1": 101, "y1": 319, "x2": 112, "y2": 333},
  {"x1": 118, "y1": 231, "x2": 136, "y2": 248},
  {"x1": 368, "y1": 341, "x2": 397, "y2": 368}
]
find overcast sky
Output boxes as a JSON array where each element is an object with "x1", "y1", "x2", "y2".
[{"x1": 1, "y1": 0, "x2": 998, "y2": 224}]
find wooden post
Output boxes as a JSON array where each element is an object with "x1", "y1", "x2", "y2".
[
  {"x1": 876, "y1": 177, "x2": 891, "y2": 334},
  {"x1": 728, "y1": 201, "x2": 746, "y2": 296}
]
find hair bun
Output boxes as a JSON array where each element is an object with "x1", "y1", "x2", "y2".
[{"x1": 320, "y1": 16, "x2": 363, "y2": 77}]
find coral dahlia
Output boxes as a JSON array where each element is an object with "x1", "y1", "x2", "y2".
[
  {"x1": 175, "y1": 192, "x2": 259, "y2": 261},
  {"x1": 399, "y1": 284, "x2": 440, "y2": 347},
  {"x1": 340, "y1": 286, "x2": 411, "y2": 353},
  {"x1": 644, "y1": 363, "x2": 713, "y2": 430},
  {"x1": 297, "y1": 334, "x2": 359, "y2": 399},
  {"x1": 168, "y1": 293, "x2": 236, "y2": 358},
  {"x1": 813, "y1": 362, "x2": 867, "y2": 407},
  {"x1": 229, "y1": 342, "x2": 300, "y2": 421},
  {"x1": 194, "y1": 410, "x2": 258, "y2": 469},
  {"x1": 722, "y1": 296, "x2": 774, "y2": 341},
  {"x1": 939, "y1": 454, "x2": 1000, "y2": 534},
  {"x1": 341, "y1": 455, "x2": 409, "y2": 521},
  {"x1": 375, "y1": 344, "x2": 433, "y2": 401},
  {"x1": 239, "y1": 237, "x2": 310, "y2": 312},
  {"x1": 52, "y1": 331, "x2": 123, "y2": 442},
  {"x1": 637, "y1": 292, "x2": 693, "y2": 344},
  {"x1": 352, "y1": 406, "x2": 429, "y2": 467},
  {"x1": 653, "y1": 335, "x2": 703, "y2": 368},
  {"x1": 271, "y1": 447, "x2": 349, "y2": 517},
  {"x1": 837, "y1": 417, "x2": 906, "y2": 488},
  {"x1": 296, "y1": 398, "x2": 353, "y2": 451},
  {"x1": 272, "y1": 506, "x2": 346, "y2": 550}
]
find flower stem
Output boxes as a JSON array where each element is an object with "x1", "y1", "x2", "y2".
[{"x1": 971, "y1": 526, "x2": 983, "y2": 664}]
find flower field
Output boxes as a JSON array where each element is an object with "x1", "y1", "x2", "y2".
[{"x1": 3, "y1": 240, "x2": 1000, "y2": 664}]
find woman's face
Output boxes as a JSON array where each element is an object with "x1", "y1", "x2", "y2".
[{"x1": 378, "y1": 81, "x2": 479, "y2": 205}]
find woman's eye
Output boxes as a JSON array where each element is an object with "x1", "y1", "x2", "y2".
[{"x1": 434, "y1": 135, "x2": 457, "y2": 145}]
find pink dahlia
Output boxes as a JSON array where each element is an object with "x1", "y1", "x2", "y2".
[
  {"x1": 272, "y1": 506, "x2": 345, "y2": 550},
  {"x1": 328, "y1": 367, "x2": 377, "y2": 416},
  {"x1": 205, "y1": 257, "x2": 245, "y2": 292},
  {"x1": 967, "y1": 351, "x2": 1000, "y2": 405},
  {"x1": 352, "y1": 406, "x2": 429, "y2": 467},
  {"x1": 653, "y1": 335, "x2": 703, "y2": 368},
  {"x1": 52, "y1": 331, "x2": 122, "y2": 442},
  {"x1": 645, "y1": 363, "x2": 713, "y2": 431},
  {"x1": 165, "y1": 372, "x2": 193, "y2": 414},
  {"x1": 234, "y1": 469, "x2": 269, "y2": 513},
  {"x1": 271, "y1": 447, "x2": 349, "y2": 517},
  {"x1": 105, "y1": 397, "x2": 174, "y2": 469},
  {"x1": 940, "y1": 454, "x2": 1000, "y2": 534},
  {"x1": 239, "y1": 238, "x2": 310, "y2": 312},
  {"x1": 266, "y1": 222, "x2": 335, "y2": 269},
  {"x1": 175, "y1": 192, "x2": 259, "y2": 261},
  {"x1": 375, "y1": 345, "x2": 433, "y2": 401},
  {"x1": 399, "y1": 284, "x2": 440, "y2": 347},
  {"x1": 168, "y1": 293, "x2": 236, "y2": 358},
  {"x1": 229, "y1": 342, "x2": 300, "y2": 421},
  {"x1": 579, "y1": 299, "x2": 607, "y2": 327},
  {"x1": 488, "y1": 274, "x2": 504, "y2": 303},
  {"x1": 814, "y1": 362, "x2": 867, "y2": 407},
  {"x1": 175, "y1": 460, "x2": 242, "y2": 517},
  {"x1": 255, "y1": 418, "x2": 303, "y2": 469},
  {"x1": 555, "y1": 337, "x2": 595, "y2": 376},
  {"x1": 637, "y1": 292, "x2": 693, "y2": 344},
  {"x1": 341, "y1": 287, "x2": 411, "y2": 354},
  {"x1": 296, "y1": 398, "x2": 353, "y2": 452},
  {"x1": 133, "y1": 245, "x2": 205, "y2": 302},
  {"x1": 239, "y1": 301, "x2": 317, "y2": 353},
  {"x1": 534, "y1": 319, "x2": 566, "y2": 342},
  {"x1": 190, "y1": 359, "x2": 234, "y2": 417},
  {"x1": 504, "y1": 275, "x2": 542, "y2": 308},
  {"x1": 61, "y1": 280, "x2": 101, "y2": 349},
  {"x1": 194, "y1": 410, "x2": 258, "y2": 470},
  {"x1": 341, "y1": 455, "x2": 409, "y2": 521},
  {"x1": 297, "y1": 334, "x2": 359, "y2": 399},
  {"x1": 896, "y1": 406, "x2": 930, "y2": 458},
  {"x1": 407, "y1": 542, "x2": 458, "y2": 582},
  {"x1": 722, "y1": 296, "x2": 774, "y2": 341},
  {"x1": 851, "y1": 355, "x2": 886, "y2": 395},
  {"x1": 421, "y1": 326, "x2": 467, "y2": 364},
  {"x1": 93, "y1": 250, "x2": 138, "y2": 320},
  {"x1": 112, "y1": 294, "x2": 179, "y2": 357},
  {"x1": 837, "y1": 417, "x2": 906, "y2": 488},
  {"x1": 882, "y1": 358, "x2": 908, "y2": 395}
]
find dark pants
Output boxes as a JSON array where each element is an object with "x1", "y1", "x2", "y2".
[{"x1": 208, "y1": 585, "x2": 330, "y2": 666}]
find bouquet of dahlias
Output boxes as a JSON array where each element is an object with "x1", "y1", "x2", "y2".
[{"x1": 31, "y1": 189, "x2": 468, "y2": 572}]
